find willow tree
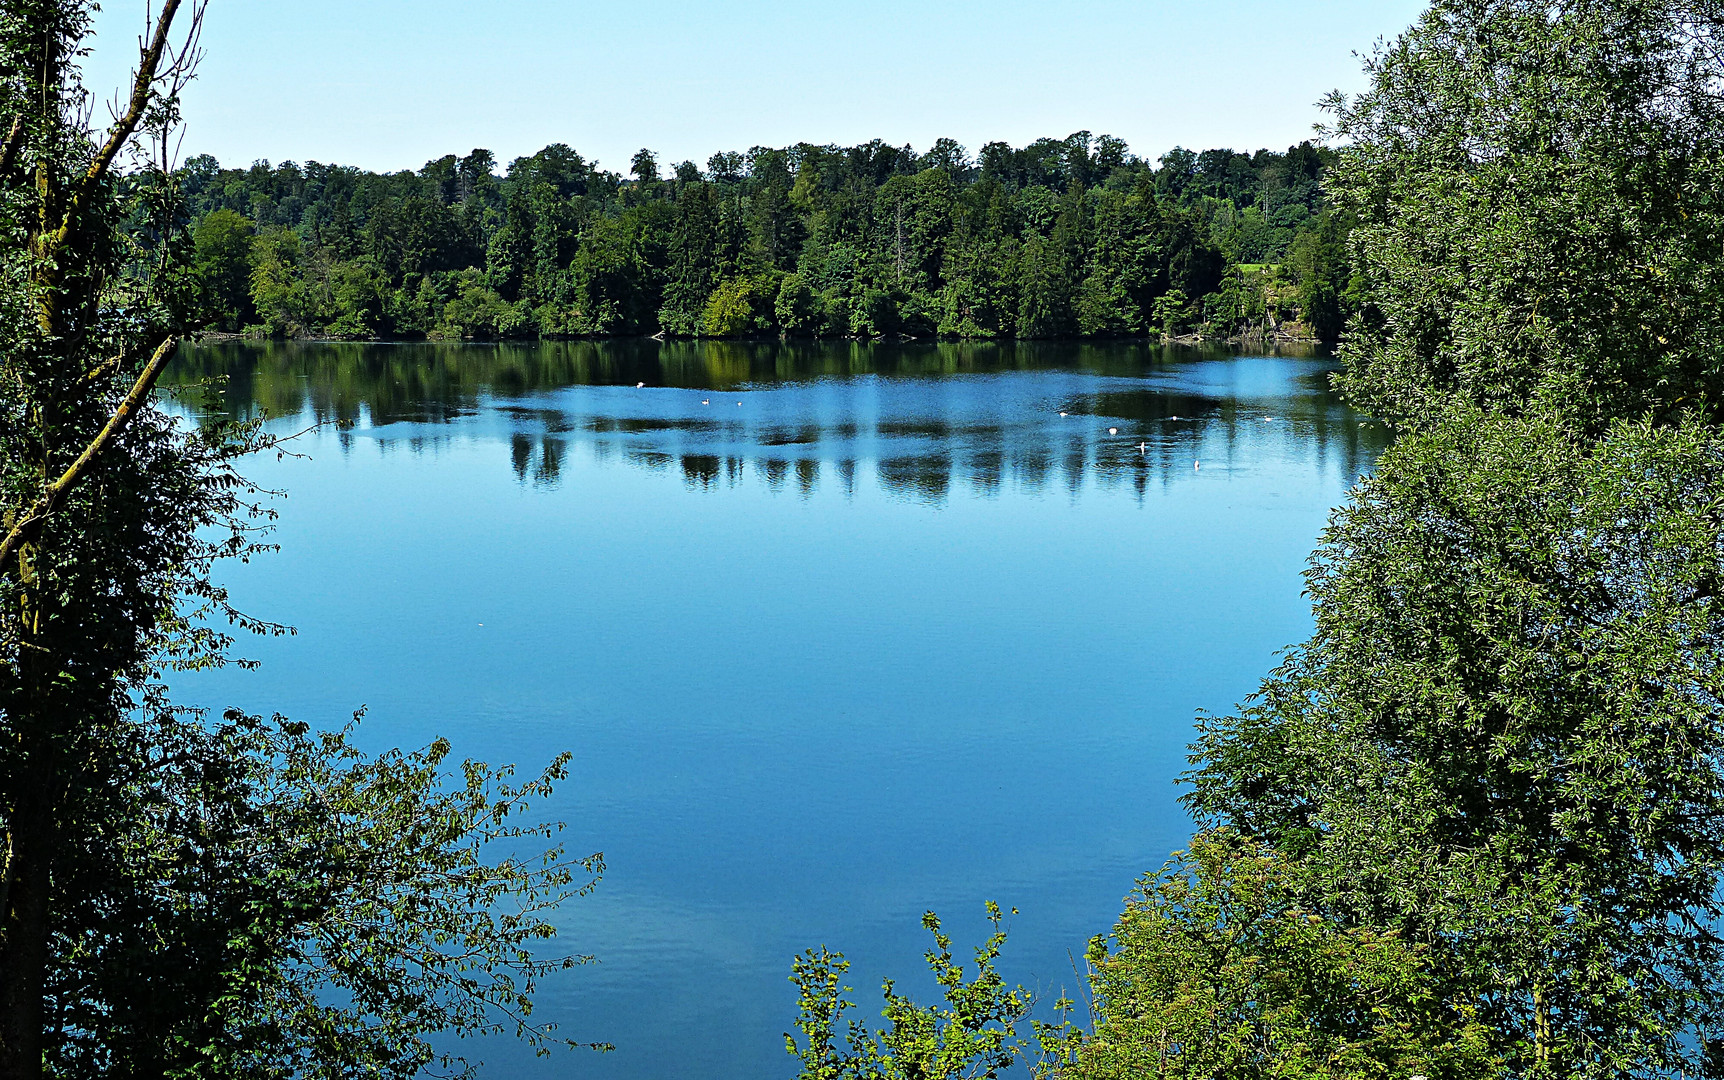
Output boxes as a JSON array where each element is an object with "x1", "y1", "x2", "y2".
[{"x1": 0, "y1": 5, "x2": 600, "y2": 1078}]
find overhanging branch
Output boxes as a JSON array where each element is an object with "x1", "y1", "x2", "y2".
[{"x1": 0, "y1": 335, "x2": 181, "y2": 573}]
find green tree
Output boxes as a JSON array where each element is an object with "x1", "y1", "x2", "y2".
[
  {"x1": 1283, "y1": 210, "x2": 1353, "y2": 343},
  {"x1": 1015, "y1": 234, "x2": 1075, "y2": 339},
  {"x1": 660, "y1": 181, "x2": 726, "y2": 336},
  {"x1": 702, "y1": 274, "x2": 775, "y2": 337},
  {"x1": 787, "y1": 904, "x2": 1034, "y2": 1080},
  {"x1": 1185, "y1": 411, "x2": 1724, "y2": 1078},
  {"x1": 567, "y1": 202, "x2": 670, "y2": 334},
  {"x1": 1325, "y1": 0, "x2": 1724, "y2": 433},
  {"x1": 1, "y1": 3, "x2": 240, "y2": 1072},
  {"x1": 1, "y1": 6, "x2": 599, "y2": 1078},
  {"x1": 485, "y1": 190, "x2": 532, "y2": 302},
  {"x1": 325, "y1": 256, "x2": 396, "y2": 340},
  {"x1": 45, "y1": 708, "x2": 604, "y2": 1079},
  {"x1": 439, "y1": 266, "x2": 532, "y2": 340},
  {"x1": 176, "y1": 133, "x2": 1348, "y2": 343},
  {"x1": 249, "y1": 226, "x2": 314, "y2": 336},
  {"x1": 1201, "y1": 265, "x2": 1269, "y2": 338},
  {"x1": 1058, "y1": 831, "x2": 1499, "y2": 1080},
  {"x1": 1150, "y1": 289, "x2": 1195, "y2": 337},
  {"x1": 1075, "y1": 187, "x2": 1156, "y2": 337},
  {"x1": 191, "y1": 208, "x2": 256, "y2": 331},
  {"x1": 776, "y1": 271, "x2": 819, "y2": 335}
]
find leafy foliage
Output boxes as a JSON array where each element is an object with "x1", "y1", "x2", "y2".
[
  {"x1": 0, "y1": 4, "x2": 604, "y2": 1077},
  {"x1": 46, "y1": 708, "x2": 603, "y2": 1079},
  {"x1": 1326, "y1": 0, "x2": 1724, "y2": 433},
  {"x1": 1173, "y1": 4, "x2": 1724, "y2": 1079},
  {"x1": 176, "y1": 136, "x2": 1354, "y2": 343},
  {"x1": 1185, "y1": 411, "x2": 1724, "y2": 1077},
  {"x1": 798, "y1": 4, "x2": 1724, "y2": 1080},
  {"x1": 1059, "y1": 831, "x2": 1499, "y2": 1080},
  {"x1": 787, "y1": 903, "x2": 1037, "y2": 1080}
]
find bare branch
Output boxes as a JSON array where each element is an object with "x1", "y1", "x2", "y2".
[
  {"x1": 77, "y1": 0, "x2": 199, "y2": 197},
  {"x1": 0, "y1": 336, "x2": 181, "y2": 573}
]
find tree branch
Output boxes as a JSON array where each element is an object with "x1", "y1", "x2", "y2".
[
  {"x1": 0, "y1": 115, "x2": 22, "y2": 176},
  {"x1": 78, "y1": 0, "x2": 185, "y2": 196},
  {"x1": 0, "y1": 335, "x2": 180, "y2": 573},
  {"x1": 81, "y1": 352, "x2": 126, "y2": 386}
]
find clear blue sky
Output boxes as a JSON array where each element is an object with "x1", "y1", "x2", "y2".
[{"x1": 85, "y1": 0, "x2": 1429, "y2": 176}]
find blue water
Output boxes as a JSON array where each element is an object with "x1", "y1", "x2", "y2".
[{"x1": 165, "y1": 340, "x2": 1385, "y2": 1080}]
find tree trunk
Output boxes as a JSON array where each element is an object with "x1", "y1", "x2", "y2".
[{"x1": 0, "y1": 549, "x2": 52, "y2": 1080}]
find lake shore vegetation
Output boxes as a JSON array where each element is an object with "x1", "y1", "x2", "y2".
[
  {"x1": 179, "y1": 137, "x2": 1354, "y2": 345},
  {"x1": 11, "y1": 0, "x2": 1724, "y2": 1076}
]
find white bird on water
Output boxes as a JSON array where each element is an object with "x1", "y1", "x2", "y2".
[
  {"x1": 1108, "y1": 427, "x2": 1118, "y2": 435},
  {"x1": 1195, "y1": 460, "x2": 1201, "y2": 471},
  {"x1": 1138, "y1": 441, "x2": 1148, "y2": 454},
  {"x1": 636, "y1": 381, "x2": 645, "y2": 388}
]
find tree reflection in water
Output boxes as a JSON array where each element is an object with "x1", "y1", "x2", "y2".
[{"x1": 165, "y1": 339, "x2": 1390, "y2": 504}]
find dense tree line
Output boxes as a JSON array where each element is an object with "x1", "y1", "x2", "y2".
[{"x1": 180, "y1": 136, "x2": 1355, "y2": 343}]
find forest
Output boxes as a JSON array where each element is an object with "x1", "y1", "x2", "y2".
[{"x1": 180, "y1": 136, "x2": 1355, "y2": 343}]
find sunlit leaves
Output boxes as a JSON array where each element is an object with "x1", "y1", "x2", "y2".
[{"x1": 1186, "y1": 411, "x2": 1724, "y2": 1077}]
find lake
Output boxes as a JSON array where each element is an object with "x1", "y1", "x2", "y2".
[{"x1": 163, "y1": 338, "x2": 1387, "y2": 1080}]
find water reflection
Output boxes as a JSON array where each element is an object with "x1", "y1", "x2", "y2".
[
  {"x1": 163, "y1": 337, "x2": 1391, "y2": 1080},
  {"x1": 169, "y1": 340, "x2": 1389, "y2": 505}
]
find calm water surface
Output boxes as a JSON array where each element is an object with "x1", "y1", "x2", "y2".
[{"x1": 164, "y1": 339, "x2": 1387, "y2": 1080}]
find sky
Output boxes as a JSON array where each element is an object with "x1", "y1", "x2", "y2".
[{"x1": 83, "y1": 0, "x2": 1430, "y2": 177}]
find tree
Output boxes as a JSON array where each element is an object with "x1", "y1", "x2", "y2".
[
  {"x1": 776, "y1": 272, "x2": 819, "y2": 335},
  {"x1": 1325, "y1": 0, "x2": 1724, "y2": 434},
  {"x1": 1150, "y1": 289, "x2": 1195, "y2": 337},
  {"x1": 249, "y1": 225, "x2": 314, "y2": 336},
  {"x1": 172, "y1": 133, "x2": 1349, "y2": 343},
  {"x1": 1282, "y1": 210, "x2": 1354, "y2": 343},
  {"x1": 1185, "y1": 410, "x2": 1724, "y2": 1078},
  {"x1": 702, "y1": 274, "x2": 774, "y2": 337},
  {"x1": 660, "y1": 181, "x2": 725, "y2": 335},
  {"x1": 1056, "y1": 831, "x2": 1499, "y2": 1080},
  {"x1": 1076, "y1": 187, "x2": 1156, "y2": 337},
  {"x1": 1, "y1": 4, "x2": 221, "y2": 1071},
  {"x1": 0, "y1": 5, "x2": 598, "y2": 1077},
  {"x1": 191, "y1": 208, "x2": 256, "y2": 330},
  {"x1": 45, "y1": 708, "x2": 603, "y2": 1079},
  {"x1": 1015, "y1": 234, "x2": 1075, "y2": 339}
]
